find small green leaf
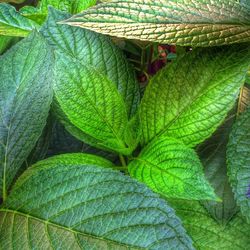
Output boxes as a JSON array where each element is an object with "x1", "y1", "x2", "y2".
[
  {"x1": 0, "y1": 35, "x2": 19, "y2": 54},
  {"x1": 54, "y1": 53, "x2": 135, "y2": 155},
  {"x1": 227, "y1": 107, "x2": 250, "y2": 223},
  {"x1": 170, "y1": 199, "x2": 250, "y2": 249},
  {"x1": 0, "y1": 154, "x2": 193, "y2": 249},
  {"x1": 128, "y1": 136, "x2": 218, "y2": 201},
  {"x1": 0, "y1": 32, "x2": 54, "y2": 200},
  {"x1": 63, "y1": 0, "x2": 250, "y2": 47},
  {"x1": 0, "y1": 4, "x2": 39, "y2": 37},
  {"x1": 140, "y1": 45, "x2": 250, "y2": 147},
  {"x1": 19, "y1": 6, "x2": 47, "y2": 25},
  {"x1": 198, "y1": 112, "x2": 238, "y2": 225},
  {"x1": 41, "y1": 8, "x2": 140, "y2": 118}
]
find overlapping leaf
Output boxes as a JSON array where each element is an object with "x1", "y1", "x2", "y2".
[
  {"x1": 63, "y1": 0, "x2": 250, "y2": 46},
  {"x1": 41, "y1": 8, "x2": 140, "y2": 118},
  {"x1": 140, "y1": 45, "x2": 250, "y2": 147},
  {"x1": 0, "y1": 32, "x2": 54, "y2": 200},
  {"x1": 0, "y1": 35, "x2": 19, "y2": 54},
  {"x1": 198, "y1": 113, "x2": 238, "y2": 224},
  {"x1": 0, "y1": 154, "x2": 193, "y2": 249},
  {"x1": 0, "y1": 3, "x2": 39, "y2": 37},
  {"x1": 227, "y1": 107, "x2": 250, "y2": 222},
  {"x1": 128, "y1": 136, "x2": 217, "y2": 200}
]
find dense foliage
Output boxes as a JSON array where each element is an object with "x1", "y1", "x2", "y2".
[{"x1": 0, "y1": 0, "x2": 250, "y2": 249}]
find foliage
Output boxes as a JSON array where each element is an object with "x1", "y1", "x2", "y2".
[{"x1": 0, "y1": 0, "x2": 249, "y2": 249}]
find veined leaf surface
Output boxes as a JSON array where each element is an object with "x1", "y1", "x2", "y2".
[
  {"x1": 0, "y1": 154, "x2": 193, "y2": 249},
  {"x1": 63, "y1": 0, "x2": 250, "y2": 47},
  {"x1": 0, "y1": 4, "x2": 39, "y2": 37},
  {"x1": 170, "y1": 200, "x2": 250, "y2": 249},
  {"x1": 227, "y1": 107, "x2": 250, "y2": 222},
  {"x1": 128, "y1": 136, "x2": 217, "y2": 201},
  {"x1": 140, "y1": 45, "x2": 250, "y2": 147},
  {"x1": 41, "y1": 8, "x2": 139, "y2": 118},
  {"x1": 0, "y1": 32, "x2": 54, "y2": 200}
]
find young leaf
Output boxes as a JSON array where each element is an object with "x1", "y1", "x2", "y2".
[
  {"x1": 227, "y1": 107, "x2": 250, "y2": 222},
  {"x1": 63, "y1": 0, "x2": 250, "y2": 47},
  {"x1": 41, "y1": 8, "x2": 139, "y2": 118},
  {"x1": 0, "y1": 32, "x2": 54, "y2": 200},
  {"x1": 140, "y1": 45, "x2": 250, "y2": 147},
  {"x1": 0, "y1": 3, "x2": 39, "y2": 37},
  {"x1": 0, "y1": 154, "x2": 193, "y2": 249},
  {"x1": 198, "y1": 113, "x2": 238, "y2": 225},
  {"x1": 54, "y1": 53, "x2": 135, "y2": 155},
  {"x1": 128, "y1": 136, "x2": 218, "y2": 201},
  {"x1": 170, "y1": 199, "x2": 250, "y2": 249}
]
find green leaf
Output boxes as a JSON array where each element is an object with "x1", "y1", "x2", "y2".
[
  {"x1": 140, "y1": 45, "x2": 250, "y2": 147},
  {"x1": 41, "y1": 8, "x2": 140, "y2": 118},
  {"x1": 0, "y1": 4, "x2": 39, "y2": 37},
  {"x1": 54, "y1": 53, "x2": 135, "y2": 155},
  {"x1": 63, "y1": 0, "x2": 250, "y2": 47},
  {"x1": 0, "y1": 35, "x2": 19, "y2": 54},
  {"x1": 19, "y1": 6, "x2": 47, "y2": 25},
  {"x1": 0, "y1": 32, "x2": 54, "y2": 200},
  {"x1": 170, "y1": 199, "x2": 250, "y2": 249},
  {"x1": 227, "y1": 107, "x2": 250, "y2": 223},
  {"x1": 0, "y1": 154, "x2": 193, "y2": 249},
  {"x1": 198, "y1": 112, "x2": 238, "y2": 225},
  {"x1": 128, "y1": 136, "x2": 218, "y2": 201},
  {"x1": 39, "y1": 0, "x2": 96, "y2": 14}
]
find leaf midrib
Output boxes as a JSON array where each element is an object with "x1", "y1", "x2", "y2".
[{"x1": 0, "y1": 209, "x2": 143, "y2": 249}]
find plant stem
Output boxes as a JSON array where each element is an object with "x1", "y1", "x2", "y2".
[{"x1": 119, "y1": 154, "x2": 127, "y2": 168}]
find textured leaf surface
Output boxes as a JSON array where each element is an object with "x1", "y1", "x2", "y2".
[
  {"x1": 170, "y1": 199, "x2": 250, "y2": 250},
  {"x1": 63, "y1": 0, "x2": 250, "y2": 47},
  {"x1": 41, "y1": 8, "x2": 139, "y2": 118},
  {"x1": 0, "y1": 32, "x2": 54, "y2": 200},
  {"x1": 227, "y1": 107, "x2": 250, "y2": 222},
  {"x1": 128, "y1": 136, "x2": 217, "y2": 201},
  {"x1": 0, "y1": 154, "x2": 193, "y2": 249},
  {"x1": 140, "y1": 45, "x2": 250, "y2": 147},
  {"x1": 54, "y1": 53, "x2": 135, "y2": 155},
  {"x1": 0, "y1": 4, "x2": 39, "y2": 37},
  {"x1": 198, "y1": 113, "x2": 238, "y2": 224}
]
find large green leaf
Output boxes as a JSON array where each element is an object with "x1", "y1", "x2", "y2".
[
  {"x1": 0, "y1": 154, "x2": 193, "y2": 249},
  {"x1": 140, "y1": 45, "x2": 250, "y2": 147},
  {"x1": 0, "y1": 4, "x2": 39, "y2": 37},
  {"x1": 54, "y1": 53, "x2": 135, "y2": 155},
  {"x1": 128, "y1": 136, "x2": 217, "y2": 201},
  {"x1": 170, "y1": 199, "x2": 250, "y2": 249},
  {"x1": 63, "y1": 0, "x2": 250, "y2": 47},
  {"x1": 227, "y1": 107, "x2": 250, "y2": 222},
  {"x1": 0, "y1": 32, "x2": 54, "y2": 200},
  {"x1": 41, "y1": 8, "x2": 140, "y2": 118},
  {"x1": 198, "y1": 113, "x2": 238, "y2": 225}
]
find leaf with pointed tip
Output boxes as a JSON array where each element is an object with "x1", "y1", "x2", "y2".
[
  {"x1": 63, "y1": 0, "x2": 250, "y2": 47},
  {"x1": 198, "y1": 112, "x2": 238, "y2": 225},
  {"x1": 140, "y1": 45, "x2": 250, "y2": 147},
  {"x1": 0, "y1": 154, "x2": 193, "y2": 249},
  {"x1": 128, "y1": 136, "x2": 218, "y2": 201},
  {"x1": 170, "y1": 199, "x2": 250, "y2": 249},
  {"x1": 0, "y1": 4, "x2": 39, "y2": 37},
  {"x1": 227, "y1": 107, "x2": 250, "y2": 223},
  {"x1": 0, "y1": 32, "x2": 54, "y2": 200},
  {"x1": 41, "y1": 8, "x2": 140, "y2": 118}
]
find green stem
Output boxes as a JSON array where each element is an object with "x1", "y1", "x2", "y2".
[{"x1": 119, "y1": 154, "x2": 127, "y2": 168}]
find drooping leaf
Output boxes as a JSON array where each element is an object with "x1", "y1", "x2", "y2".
[
  {"x1": 198, "y1": 112, "x2": 238, "y2": 225},
  {"x1": 140, "y1": 45, "x2": 250, "y2": 147},
  {"x1": 63, "y1": 0, "x2": 250, "y2": 47},
  {"x1": 227, "y1": 107, "x2": 250, "y2": 222},
  {"x1": 170, "y1": 199, "x2": 250, "y2": 249},
  {"x1": 41, "y1": 8, "x2": 140, "y2": 118},
  {"x1": 0, "y1": 3, "x2": 39, "y2": 37},
  {"x1": 128, "y1": 136, "x2": 218, "y2": 201},
  {"x1": 0, "y1": 154, "x2": 193, "y2": 249},
  {"x1": 0, "y1": 32, "x2": 54, "y2": 200},
  {"x1": 54, "y1": 53, "x2": 135, "y2": 155}
]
